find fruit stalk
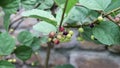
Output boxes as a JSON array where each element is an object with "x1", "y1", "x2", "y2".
[
  {"x1": 59, "y1": 0, "x2": 69, "y2": 28},
  {"x1": 44, "y1": 43, "x2": 52, "y2": 68}
]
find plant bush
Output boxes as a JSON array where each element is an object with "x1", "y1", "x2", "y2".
[{"x1": 0, "y1": 0, "x2": 120, "y2": 68}]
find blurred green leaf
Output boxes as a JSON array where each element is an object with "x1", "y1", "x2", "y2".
[
  {"x1": 93, "y1": 21, "x2": 120, "y2": 45},
  {"x1": 33, "y1": 21, "x2": 57, "y2": 35},
  {"x1": 79, "y1": 0, "x2": 111, "y2": 11},
  {"x1": 0, "y1": 60, "x2": 15, "y2": 68},
  {"x1": 0, "y1": 32, "x2": 15, "y2": 55},
  {"x1": 31, "y1": 37, "x2": 41, "y2": 51},
  {"x1": 22, "y1": 9, "x2": 57, "y2": 26},
  {"x1": 14, "y1": 46, "x2": 32, "y2": 61},
  {"x1": 17, "y1": 31, "x2": 34, "y2": 46},
  {"x1": 0, "y1": 0, "x2": 19, "y2": 31},
  {"x1": 105, "y1": 0, "x2": 120, "y2": 12},
  {"x1": 37, "y1": 0, "x2": 54, "y2": 10},
  {"x1": 55, "y1": 0, "x2": 77, "y2": 14}
]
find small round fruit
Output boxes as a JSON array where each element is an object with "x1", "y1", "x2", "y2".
[
  {"x1": 77, "y1": 37, "x2": 84, "y2": 41},
  {"x1": 66, "y1": 34, "x2": 72, "y2": 38},
  {"x1": 89, "y1": 24, "x2": 94, "y2": 28},
  {"x1": 115, "y1": 17, "x2": 120, "y2": 22},
  {"x1": 12, "y1": 59, "x2": 16, "y2": 63},
  {"x1": 49, "y1": 31, "x2": 56, "y2": 38},
  {"x1": 9, "y1": 29, "x2": 14, "y2": 32},
  {"x1": 98, "y1": 16, "x2": 103, "y2": 21},
  {"x1": 35, "y1": 52, "x2": 38, "y2": 55},
  {"x1": 63, "y1": 31, "x2": 68, "y2": 35},
  {"x1": 59, "y1": 26, "x2": 64, "y2": 32},
  {"x1": 48, "y1": 38, "x2": 52, "y2": 42},
  {"x1": 31, "y1": 62, "x2": 35, "y2": 66},
  {"x1": 69, "y1": 30, "x2": 74, "y2": 35},
  {"x1": 57, "y1": 35, "x2": 62, "y2": 39},
  {"x1": 8, "y1": 59, "x2": 12, "y2": 62},
  {"x1": 53, "y1": 39, "x2": 60, "y2": 44},
  {"x1": 91, "y1": 35, "x2": 95, "y2": 40},
  {"x1": 78, "y1": 27, "x2": 84, "y2": 33}
]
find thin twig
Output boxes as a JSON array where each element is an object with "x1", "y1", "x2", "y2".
[
  {"x1": 104, "y1": 7, "x2": 120, "y2": 16},
  {"x1": 106, "y1": 15, "x2": 116, "y2": 22},
  {"x1": 59, "y1": 0, "x2": 69, "y2": 28},
  {"x1": 44, "y1": 43, "x2": 51, "y2": 68}
]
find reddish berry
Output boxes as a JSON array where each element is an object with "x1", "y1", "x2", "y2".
[
  {"x1": 49, "y1": 32, "x2": 56, "y2": 38},
  {"x1": 53, "y1": 39, "x2": 60, "y2": 44},
  {"x1": 115, "y1": 17, "x2": 120, "y2": 22},
  {"x1": 63, "y1": 31, "x2": 68, "y2": 35},
  {"x1": 59, "y1": 26, "x2": 64, "y2": 32}
]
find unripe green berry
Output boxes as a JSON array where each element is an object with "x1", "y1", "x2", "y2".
[
  {"x1": 31, "y1": 62, "x2": 35, "y2": 66},
  {"x1": 57, "y1": 34, "x2": 62, "y2": 39},
  {"x1": 12, "y1": 59, "x2": 16, "y2": 63},
  {"x1": 69, "y1": 30, "x2": 74, "y2": 35},
  {"x1": 8, "y1": 59, "x2": 12, "y2": 62},
  {"x1": 78, "y1": 27, "x2": 84, "y2": 33},
  {"x1": 98, "y1": 16, "x2": 103, "y2": 22},
  {"x1": 48, "y1": 38, "x2": 52, "y2": 42},
  {"x1": 77, "y1": 37, "x2": 84, "y2": 41},
  {"x1": 66, "y1": 34, "x2": 72, "y2": 38},
  {"x1": 91, "y1": 35, "x2": 95, "y2": 40}
]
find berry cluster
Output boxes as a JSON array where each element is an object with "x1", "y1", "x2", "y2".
[{"x1": 48, "y1": 26, "x2": 74, "y2": 45}]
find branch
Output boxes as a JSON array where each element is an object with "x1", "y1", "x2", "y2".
[
  {"x1": 106, "y1": 15, "x2": 116, "y2": 22},
  {"x1": 104, "y1": 7, "x2": 120, "y2": 16},
  {"x1": 44, "y1": 43, "x2": 52, "y2": 68},
  {"x1": 59, "y1": 0, "x2": 69, "y2": 28}
]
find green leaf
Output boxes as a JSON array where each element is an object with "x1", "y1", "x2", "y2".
[
  {"x1": 0, "y1": 60, "x2": 15, "y2": 68},
  {"x1": 40, "y1": 36, "x2": 48, "y2": 44},
  {"x1": 0, "y1": 0, "x2": 19, "y2": 31},
  {"x1": 0, "y1": 32, "x2": 15, "y2": 55},
  {"x1": 81, "y1": 26, "x2": 102, "y2": 44},
  {"x1": 54, "y1": 64, "x2": 74, "y2": 68},
  {"x1": 22, "y1": 9, "x2": 57, "y2": 26},
  {"x1": 33, "y1": 21, "x2": 57, "y2": 35},
  {"x1": 79, "y1": 0, "x2": 111, "y2": 11},
  {"x1": 20, "y1": 0, "x2": 38, "y2": 10},
  {"x1": 105, "y1": 0, "x2": 120, "y2": 12},
  {"x1": 93, "y1": 21, "x2": 120, "y2": 45},
  {"x1": 17, "y1": 31, "x2": 34, "y2": 46},
  {"x1": 65, "y1": 6, "x2": 90, "y2": 24},
  {"x1": 0, "y1": 0, "x2": 19, "y2": 14},
  {"x1": 3, "y1": 14, "x2": 10, "y2": 31},
  {"x1": 37, "y1": 0, "x2": 54, "y2": 10},
  {"x1": 14, "y1": 46, "x2": 33, "y2": 61},
  {"x1": 31, "y1": 37, "x2": 41, "y2": 51},
  {"x1": 55, "y1": 0, "x2": 77, "y2": 14}
]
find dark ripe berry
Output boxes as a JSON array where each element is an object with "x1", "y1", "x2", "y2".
[
  {"x1": 59, "y1": 26, "x2": 64, "y2": 32},
  {"x1": 89, "y1": 24, "x2": 94, "y2": 28},
  {"x1": 115, "y1": 17, "x2": 120, "y2": 22},
  {"x1": 63, "y1": 31, "x2": 68, "y2": 35},
  {"x1": 49, "y1": 31, "x2": 56, "y2": 38},
  {"x1": 53, "y1": 39, "x2": 60, "y2": 44}
]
